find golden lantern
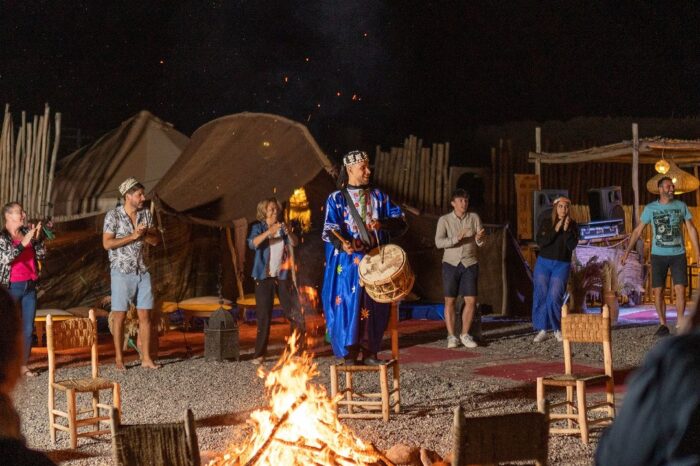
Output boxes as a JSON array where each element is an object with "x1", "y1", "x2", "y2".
[
  {"x1": 646, "y1": 160, "x2": 700, "y2": 194},
  {"x1": 654, "y1": 158, "x2": 670, "y2": 174},
  {"x1": 286, "y1": 187, "x2": 312, "y2": 232}
]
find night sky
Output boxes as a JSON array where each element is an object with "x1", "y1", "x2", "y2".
[{"x1": 2, "y1": 1, "x2": 700, "y2": 163}]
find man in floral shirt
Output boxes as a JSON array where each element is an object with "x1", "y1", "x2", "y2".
[{"x1": 103, "y1": 177, "x2": 160, "y2": 370}]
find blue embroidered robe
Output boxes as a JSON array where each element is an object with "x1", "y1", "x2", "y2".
[{"x1": 321, "y1": 187, "x2": 403, "y2": 357}]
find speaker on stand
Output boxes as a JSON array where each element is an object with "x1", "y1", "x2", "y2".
[
  {"x1": 588, "y1": 186, "x2": 625, "y2": 229},
  {"x1": 533, "y1": 189, "x2": 570, "y2": 234}
]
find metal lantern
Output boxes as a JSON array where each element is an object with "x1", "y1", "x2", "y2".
[{"x1": 204, "y1": 306, "x2": 239, "y2": 362}]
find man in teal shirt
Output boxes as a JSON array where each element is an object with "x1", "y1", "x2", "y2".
[{"x1": 623, "y1": 177, "x2": 700, "y2": 336}]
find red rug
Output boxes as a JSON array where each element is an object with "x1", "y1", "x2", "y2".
[
  {"x1": 380, "y1": 345, "x2": 480, "y2": 365},
  {"x1": 474, "y1": 361, "x2": 634, "y2": 393}
]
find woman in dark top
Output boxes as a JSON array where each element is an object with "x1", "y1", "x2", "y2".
[{"x1": 532, "y1": 196, "x2": 578, "y2": 342}]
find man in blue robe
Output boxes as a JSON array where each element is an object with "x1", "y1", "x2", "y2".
[{"x1": 321, "y1": 150, "x2": 407, "y2": 365}]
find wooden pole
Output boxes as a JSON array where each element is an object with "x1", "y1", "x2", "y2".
[
  {"x1": 442, "y1": 142, "x2": 450, "y2": 210},
  {"x1": 374, "y1": 145, "x2": 383, "y2": 186},
  {"x1": 226, "y1": 226, "x2": 245, "y2": 299},
  {"x1": 632, "y1": 123, "x2": 640, "y2": 227},
  {"x1": 397, "y1": 142, "x2": 406, "y2": 201},
  {"x1": 36, "y1": 104, "x2": 50, "y2": 217},
  {"x1": 402, "y1": 137, "x2": 412, "y2": 200},
  {"x1": 435, "y1": 144, "x2": 444, "y2": 211},
  {"x1": 423, "y1": 147, "x2": 430, "y2": 211},
  {"x1": 695, "y1": 166, "x2": 700, "y2": 209},
  {"x1": 44, "y1": 112, "x2": 61, "y2": 217},
  {"x1": 22, "y1": 120, "x2": 32, "y2": 209},
  {"x1": 0, "y1": 109, "x2": 8, "y2": 205},
  {"x1": 535, "y1": 126, "x2": 542, "y2": 175},
  {"x1": 429, "y1": 144, "x2": 437, "y2": 211},
  {"x1": 406, "y1": 137, "x2": 415, "y2": 204},
  {"x1": 490, "y1": 147, "x2": 497, "y2": 217},
  {"x1": 17, "y1": 111, "x2": 26, "y2": 200},
  {"x1": 391, "y1": 147, "x2": 401, "y2": 196}
]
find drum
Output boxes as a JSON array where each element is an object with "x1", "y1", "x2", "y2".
[{"x1": 358, "y1": 244, "x2": 415, "y2": 303}]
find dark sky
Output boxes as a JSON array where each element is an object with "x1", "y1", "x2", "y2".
[{"x1": 2, "y1": 1, "x2": 700, "y2": 162}]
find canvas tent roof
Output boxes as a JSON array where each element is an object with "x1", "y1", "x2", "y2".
[
  {"x1": 152, "y1": 112, "x2": 334, "y2": 226},
  {"x1": 52, "y1": 110, "x2": 189, "y2": 217},
  {"x1": 528, "y1": 138, "x2": 700, "y2": 165}
]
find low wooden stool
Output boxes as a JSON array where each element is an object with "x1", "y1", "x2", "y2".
[{"x1": 329, "y1": 302, "x2": 400, "y2": 422}]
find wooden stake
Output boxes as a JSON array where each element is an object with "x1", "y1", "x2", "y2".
[
  {"x1": 429, "y1": 144, "x2": 437, "y2": 211},
  {"x1": 443, "y1": 142, "x2": 450, "y2": 209},
  {"x1": 436, "y1": 143, "x2": 444, "y2": 211},
  {"x1": 374, "y1": 145, "x2": 383, "y2": 186},
  {"x1": 226, "y1": 226, "x2": 245, "y2": 300},
  {"x1": 44, "y1": 112, "x2": 61, "y2": 217}
]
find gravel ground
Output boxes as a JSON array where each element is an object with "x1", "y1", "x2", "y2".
[{"x1": 12, "y1": 319, "x2": 663, "y2": 465}]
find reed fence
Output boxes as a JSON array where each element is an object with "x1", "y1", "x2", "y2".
[
  {"x1": 0, "y1": 103, "x2": 61, "y2": 218},
  {"x1": 373, "y1": 135, "x2": 451, "y2": 213}
]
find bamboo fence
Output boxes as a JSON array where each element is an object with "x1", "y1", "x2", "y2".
[
  {"x1": 0, "y1": 103, "x2": 61, "y2": 219},
  {"x1": 374, "y1": 135, "x2": 451, "y2": 213}
]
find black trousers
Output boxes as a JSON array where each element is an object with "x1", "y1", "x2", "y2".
[{"x1": 253, "y1": 277, "x2": 306, "y2": 358}]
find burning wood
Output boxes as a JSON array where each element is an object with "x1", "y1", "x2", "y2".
[{"x1": 208, "y1": 333, "x2": 393, "y2": 466}]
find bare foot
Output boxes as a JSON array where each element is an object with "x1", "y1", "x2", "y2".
[
  {"x1": 20, "y1": 365, "x2": 39, "y2": 377},
  {"x1": 115, "y1": 361, "x2": 126, "y2": 371},
  {"x1": 141, "y1": 360, "x2": 161, "y2": 369}
]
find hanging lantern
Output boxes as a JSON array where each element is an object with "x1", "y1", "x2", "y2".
[
  {"x1": 646, "y1": 160, "x2": 700, "y2": 194},
  {"x1": 287, "y1": 187, "x2": 312, "y2": 232},
  {"x1": 654, "y1": 158, "x2": 670, "y2": 174}
]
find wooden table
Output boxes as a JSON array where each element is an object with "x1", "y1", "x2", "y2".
[
  {"x1": 34, "y1": 309, "x2": 74, "y2": 347},
  {"x1": 162, "y1": 297, "x2": 235, "y2": 330}
]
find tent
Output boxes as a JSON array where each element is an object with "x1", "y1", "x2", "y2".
[
  {"x1": 152, "y1": 112, "x2": 334, "y2": 226},
  {"x1": 52, "y1": 110, "x2": 189, "y2": 217},
  {"x1": 150, "y1": 112, "x2": 335, "y2": 301}
]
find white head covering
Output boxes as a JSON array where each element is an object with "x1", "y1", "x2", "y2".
[
  {"x1": 118, "y1": 177, "x2": 141, "y2": 197},
  {"x1": 342, "y1": 150, "x2": 369, "y2": 167}
]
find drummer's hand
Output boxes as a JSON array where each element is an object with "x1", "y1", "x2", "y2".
[
  {"x1": 368, "y1": 220, "x2": 381, "y2": 231},
  {"x1": 475, "y1": 228, "x2": 486, "y2": 243},
  {"x1": 620, "y1": 251, "x2": 628, "y2": 265},
  {"x1": 341, "y1": 241, "x2": 355, "y2": 254}
]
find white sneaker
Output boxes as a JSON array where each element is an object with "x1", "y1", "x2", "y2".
[
  {"x1": 554, "y1": 330, "x2": 563, "y2": 342},
  {"x1": 447, "y1": 335, "x2": 459, "y2": 348},
  {"x1": 533, "y1": 330, "x2": 547, "y2": 343},
  {"x1": 460, "y1": 334, "x2": 478, "y2": 348}
]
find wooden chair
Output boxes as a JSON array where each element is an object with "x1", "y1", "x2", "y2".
[
  {"x1": 329, "y1": 302, "x2": 400, "y2": 422},
  {"x1": 110, "y1": 407, "x2": 201, "y2": 466},
  {"x1": 452, "y1": 404, "x2": 549, "y2": 466},
  {"x1": 536, "y1": 304, "x2": 615, "y2": 444},
  {"x1": 47, "y1": 309, "x2": 121, "y2": 448}
]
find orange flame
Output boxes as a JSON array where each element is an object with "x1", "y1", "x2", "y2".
[
  {"x1": 209, "y1": 333, "x2": 381, "y2": 465},
  {"x1": 298, "y1": 286, "x2": 319, "y2": 312}
]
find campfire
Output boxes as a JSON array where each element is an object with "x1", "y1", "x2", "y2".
[{"x1": 209, "y1": 333, "x2": 393, "y2": 466}]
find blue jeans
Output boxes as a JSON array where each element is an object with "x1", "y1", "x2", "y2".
[
  {"x1": 532, "y1": 257, "x2": 571, "y2": 331},
  {"x1": 8, "y1": 280, "x2": 37, "y2": 364}
]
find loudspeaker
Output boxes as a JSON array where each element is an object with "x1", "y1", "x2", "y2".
[
  {"x1": 533, "y1": 189, "x2": 569, "y2": 234},
  {"x1": 588, "y1": 186, "x2": 624, "y2": 228}
]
